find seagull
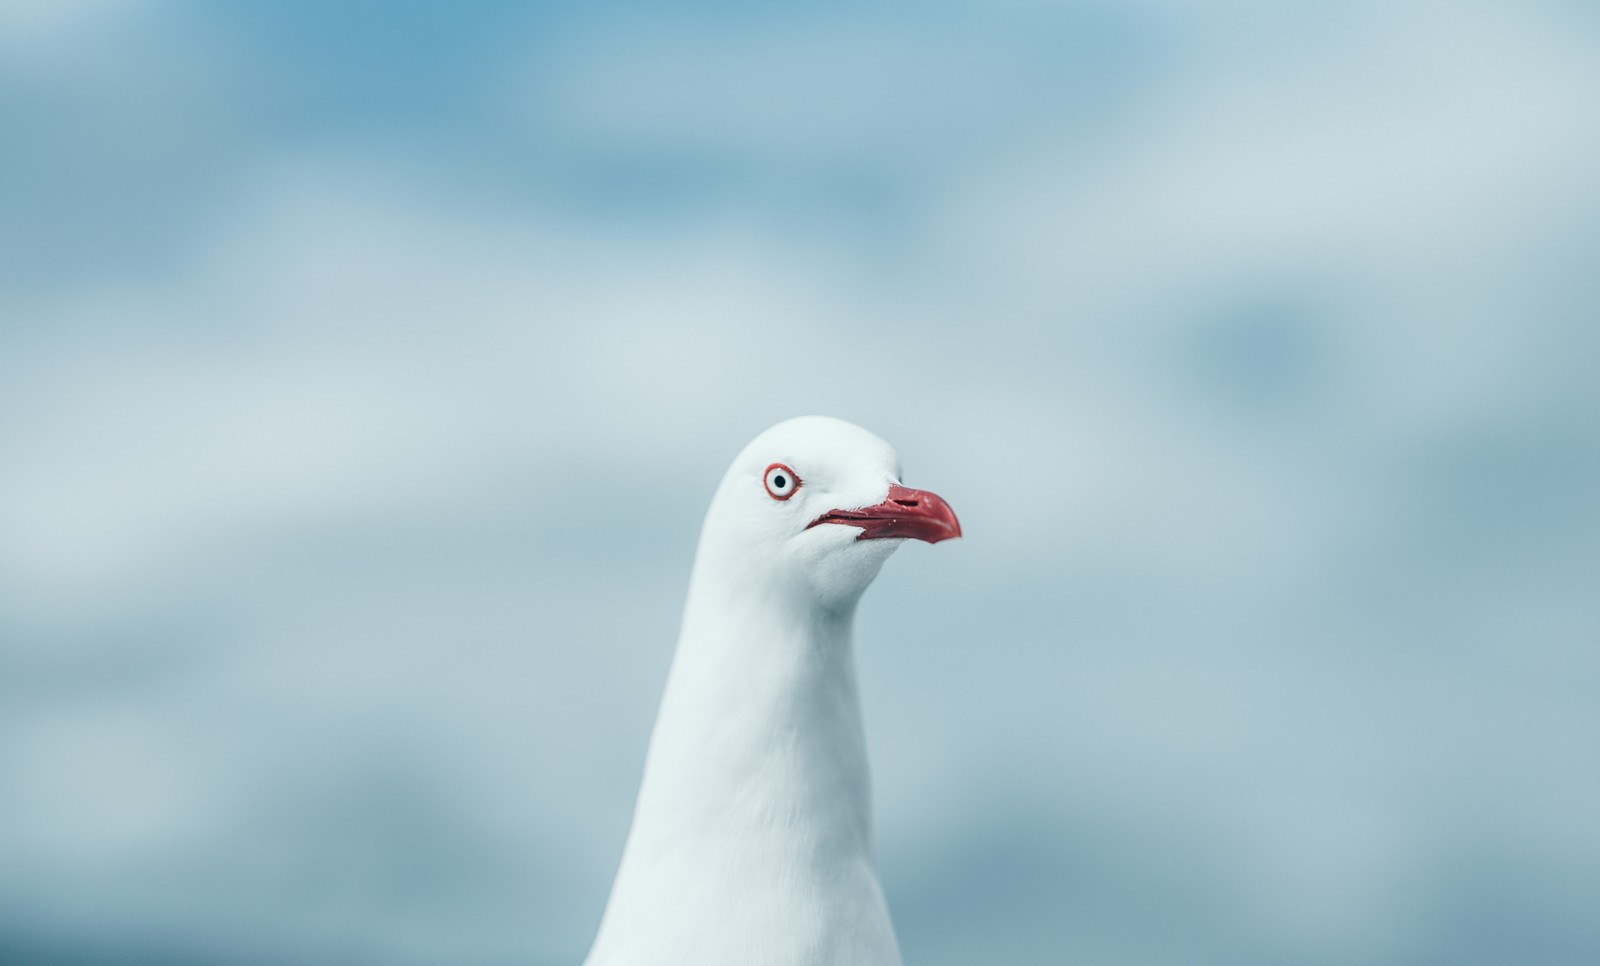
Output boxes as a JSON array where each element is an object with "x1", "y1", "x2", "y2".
[{"x1": 583, "y1": 416, "x2": 961, "y2": 966}]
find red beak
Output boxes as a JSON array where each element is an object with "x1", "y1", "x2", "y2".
[{"x1": 806, "y1": 483, "x2": 962, "y2": 544}]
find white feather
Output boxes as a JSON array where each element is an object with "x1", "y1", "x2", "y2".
[{"x1": 584, "y1": 416, "x2": 917, "y2": 966}]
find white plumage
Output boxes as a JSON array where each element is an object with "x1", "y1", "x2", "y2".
[{"x1": 584, "y1": 416, "x2": 960, "y2": 966}]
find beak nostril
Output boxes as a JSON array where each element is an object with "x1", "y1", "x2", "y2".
[{"x1": 807, "y1": 483, "x2": 959, "y2": 543}]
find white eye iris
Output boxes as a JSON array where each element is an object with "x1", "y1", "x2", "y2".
[{"x1": 764, "y1": 463, "x2": 800, "y2": 500}]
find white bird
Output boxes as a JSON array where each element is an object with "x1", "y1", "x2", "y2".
[{"x1": 583, "y1": 416, "x2": 961, "y2": 966}]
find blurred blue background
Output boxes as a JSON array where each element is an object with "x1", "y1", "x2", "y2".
[{"x1": 2, "y1": 2, "x2": 1598, "y2": 963}]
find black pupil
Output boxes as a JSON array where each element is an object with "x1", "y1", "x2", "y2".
[{"x1": 773, "y1": 474, "x2": 787, "y2": 489}]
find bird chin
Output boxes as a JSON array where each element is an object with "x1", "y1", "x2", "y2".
[{"x1": 800, "y1": 529, "x2": 903, "y2": 610}]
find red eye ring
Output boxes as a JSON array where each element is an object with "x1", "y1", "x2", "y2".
[{"x1": 763, "y1": 463, "x2": 801, "y2": 500}]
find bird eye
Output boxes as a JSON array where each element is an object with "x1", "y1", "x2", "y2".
[{"x1": 763, "y1": 463, "x2": 800, "y2": 501}]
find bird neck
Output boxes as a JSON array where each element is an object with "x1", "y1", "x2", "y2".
[
  {"x1": 588, "y1": 561, "x2": 889, "y2": 957},
  {"x1": 585, "y1": 543, "x2": 904, "y2": 964},
  {"x1": 631, "y1": 570, "x2": 875, "y2": 862}
]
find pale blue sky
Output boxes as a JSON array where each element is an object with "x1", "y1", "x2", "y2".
[{"x1": 2, "y1": 2, "x2": 1598, "y2": 963}]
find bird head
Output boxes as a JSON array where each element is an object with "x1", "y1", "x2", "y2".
[{"x1": 697, "y1": 416, "x2": 961, "y2": 612}]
